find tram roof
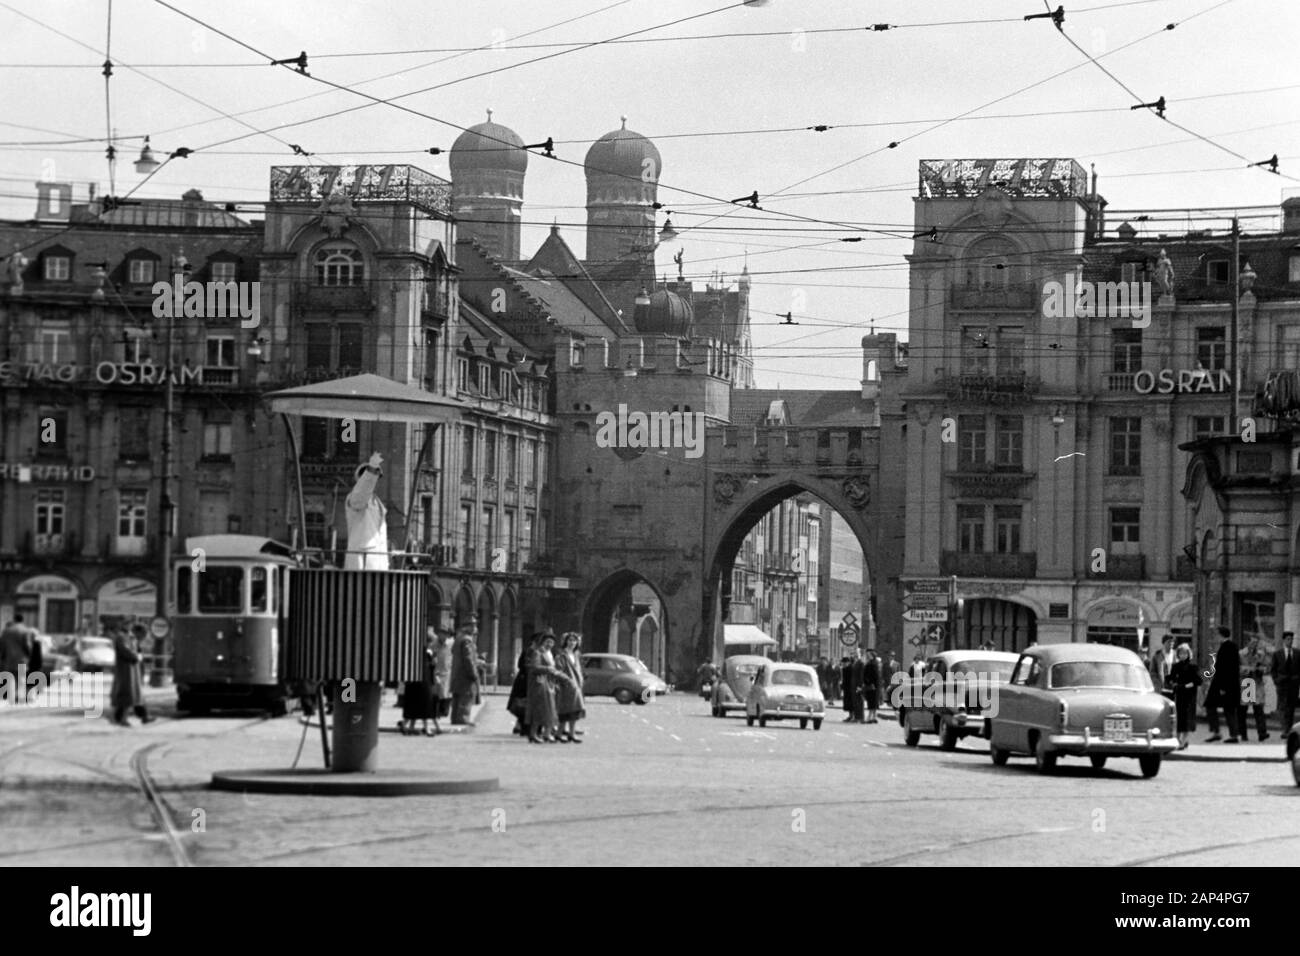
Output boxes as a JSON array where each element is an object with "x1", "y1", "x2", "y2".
[{"x1": 183, "y1": 535, "x2": 296, "y2": 563}]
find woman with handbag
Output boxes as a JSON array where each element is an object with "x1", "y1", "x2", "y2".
[
  {"x1": 553, "y1": 632, "x2": 586, "y2": 743},
  {"x1": 525, "y1": 631, "x2": 571, "y2": 744},
  {"x1": 1168, "y1": 642, "x2": 1201, "y2": 750}
]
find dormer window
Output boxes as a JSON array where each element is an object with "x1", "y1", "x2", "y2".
[
  {"x1": 1289, "y1": 253, "x2": 1300, "y2": 283},
  {"x1": 478, "y1": 364, "x2": 491, "y2": 395},
  {"x1": 210, "y1": 260, "x2": 237, "y2": 283},
  {"x1": 314, "y1": 244, "x2": 364, "y2": 286},
  {"x1": 128, "y1": 258, "x2": 156, "y2": 284},
  {"x1": 43, "y1": 255, "x2": 70, "y2": 281},
  {"x1": 1206, "y1": 259, "x2": 1230, "y2": 284},
  {"x1": 457, "y1": 357, "x2": 470, "y2": 393},
  {"x1": 570, "y1": 338, "x2": 585, "y2": 368}
]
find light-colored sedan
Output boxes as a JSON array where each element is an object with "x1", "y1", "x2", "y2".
[
  {"x1": 580, "y1": 653, "x2": 669, "y2": 705},
  {"x1": 74, "y1": 636, "x2": 116, "y2": 672},
  {"x1": 745, "y1": 661, "x2": 825, "y2": 730},
  {"x1": 897, "y1": 650, "x2": 1019, "y2": 749},
  {"x1": 988, "y1": 644, "x2": 1177, "y2": 777}
]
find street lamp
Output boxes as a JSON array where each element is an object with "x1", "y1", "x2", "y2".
[
  {"x1": 658, "y1": 217, "x2": 678, "y2": 244},
  {"x1": 134, "y1": 137, "x2": 161, "y2": 174}
]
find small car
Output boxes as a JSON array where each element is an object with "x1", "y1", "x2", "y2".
[
  {"x1": 74, "y1": 636, "x2": 116, "y2": 673},
  {"x1": 744, "y1": 661, "x2": 825, "y2": 730},
  {"x1": 987, "y1": 643, "x2": 1177, "y2": 777},
  {"x1": 1287, "y1": 721, "x2": 1300, "y2": 787},
  {"x1": 896, "y1": 649, "x2": 1019, "y2": 749},
  {"x1": 580, "y1": 653, "x2": 669, "y2": 705},
  {"x1": 711, "y1": 654, "x2": 768, "y2": 717}
]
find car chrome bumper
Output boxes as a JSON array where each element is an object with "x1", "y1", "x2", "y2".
[
  {"x1": 1047, "y1": 730, "x2": 1178, "y2": 754},
  {"x1": 951, "y1": 713, "x2": 990, "y2": 732},
  {"x1": 764, "y1": 708, "x2": 825, "y2": 719}
]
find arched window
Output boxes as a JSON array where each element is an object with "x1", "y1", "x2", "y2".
[
  {"x1": 314, "y1": 244, "x2": 364, "y2": 286},
  {"x1": 965, "y1": 236, "x2": 1018, "y2": 289}
]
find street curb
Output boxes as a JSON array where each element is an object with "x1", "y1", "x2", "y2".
[{"x1": 1166, "y1": 752, "x2": 1283, "y2": 764}]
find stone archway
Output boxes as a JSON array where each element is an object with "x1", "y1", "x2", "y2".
[
  {"x1": 497, "y1": 588, "x2": 518, "y2": 682},
  {"x1": 453, "y1": 584, "x2": 475, "y2": 630},
  {"x1": 476, "y1": 585, "x2": 497, "y2": 683},
  {"x1": 582, "y1": 569, "x2": 669, "y2": 678}
]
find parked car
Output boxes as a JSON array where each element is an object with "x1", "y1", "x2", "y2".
[
  {"x1": 1287, "y1": 721, "x2": 1300, "y2": 787},
  {"x1": 581, "y1": 653, "x2": 669, "y2": 704},
  {"x1": 711, "y1": 654, "x2": 768, "y2": 717},
  {"x1": 74, "y1": 636, "x2": 116, "y2": 673},
  {"x1": 745, "y1": 661, "x2": 825, "y2": 730},
  {"x1": 987, "y1": 644, "x2": 1178, "y2": 778},
  {"x1": 897, "y1": 650, "x2": 1019, "y2": 749},
  {"x1": 32, "y1": 633, "x2": 76, "y2": 679}
]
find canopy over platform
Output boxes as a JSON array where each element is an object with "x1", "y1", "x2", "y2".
[
  {"x1": 265, "y1": 373, "x2": 463, "y2": 423},
  {"x1": 724, "y1": 624, "x2": 777, "y2": 647}
]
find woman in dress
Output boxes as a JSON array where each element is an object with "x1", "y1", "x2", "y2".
[
  {"x1": 399, "y1": 631, "x2": 438, "y2": 736},
  {"x1": 431, "y1": 629, "x2": 453, "y2": 723},
  {"x1": 553, "y1": 632, "x2": 586, "y2": 743},
  {"x1": 1168, "y1": 642, "x2": 1201, "y2": 750},
  {"x1": 525, "y1": 631, "x2": 571, "y2": 744}
]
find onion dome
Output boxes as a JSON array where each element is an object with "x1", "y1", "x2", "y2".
[
  {"x1": 585, "y1": 116, "x2": 661, "y2": 182},
  {"x1": 636, "y1": 289, "x2": 693, "y2": 336},
  {"x1": 449, "y1": 109, "x2": 527, "y2": 176}
]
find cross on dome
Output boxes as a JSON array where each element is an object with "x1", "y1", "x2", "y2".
[
  {"x1": 486, "y1": 108, "x2": 493, "y2": 122},
  {"x1": 620, "y1": 115, "x2": 628, "y2": 129}
]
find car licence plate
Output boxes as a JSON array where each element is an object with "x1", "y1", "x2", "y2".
[{"x1": 1103, "y1": 718, "x2": 1132, "y2": 741}]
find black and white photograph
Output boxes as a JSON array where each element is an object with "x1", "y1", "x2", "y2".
[{"x1": 0, "y1": 0, "x2": 1296, "y2": 920}]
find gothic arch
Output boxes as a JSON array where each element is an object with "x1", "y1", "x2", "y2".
[{"x1": 581, "y1": 568, "x2": 670, "y2": 671}]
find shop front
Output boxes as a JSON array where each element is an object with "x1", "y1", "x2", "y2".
[
  {"x1": 96, "y1": 576, "x2": 157, "y2": 634},
  {"x1": 13, "y1": 574, "x2": 81, "y2": 637},
  {"x1": 1084, "y1": 598, "x2": 1146, "y2": 652}
]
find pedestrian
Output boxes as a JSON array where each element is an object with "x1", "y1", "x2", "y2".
[
  {"x1": 1271, "y1": 630, "x2": 1299, "y2": 733},
  {"x1": 398, "y1": 630, "x2": 439, "y2": 736},
  {"x1": 553, "y1": 632, "x2": 586, "y2": 743},
  {"x1": 0, "y1": 615, "x2": 35, "y2": 695},
  {"x1": 839, "y1": 657, "x2": 853, "y2": 719},
  {"x1": 1205, "y1": 626, "x2": 1241, "y2": 743},
  {"x1": 864, "y1": 651, "x2": 881, "y2": 723},
  {"x1": 433, "y1": 629, "x2": 453, "y2": 720},
  {"x1": 525, "y1": 631, "x2": 570, "y2": 744},
  {"x1": 449, "y1": 624, "x2": 480, "y2": 726},
  {"x1": 1168, "y1": 643, "x2": 1200, "y2": 750},
  {"x1": 909, "y1": 653, "x2": 926, "y2": 679},
  {"x1": 110, "y1": 626, "x2": 153, "y2": 726},
  {"x1": 848, "y1": 650, "x2": 866, "y2": 723},
  {"x1": 1149, "y1": 635, "x2": 1174, "y2": 689},
  {"x1": 882, "y1": 653, "x2": 897, "y2": 702},
  {"x1": 507, "y1": 642, "x2": 531, "y2": 735},
  {"x1": 1237, "y1": 633, "x2": 1270, "y2": 742}
]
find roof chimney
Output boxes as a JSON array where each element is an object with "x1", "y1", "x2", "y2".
[{"x1": 35, "y1": 182, "x2": 72, "y2": 221}]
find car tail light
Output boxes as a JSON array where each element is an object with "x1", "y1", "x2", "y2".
[{"x1": 1059, "y1": 700, "x2": 1068, "y2": 730}]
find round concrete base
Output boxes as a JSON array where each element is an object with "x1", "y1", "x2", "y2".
[{"x1": 210, "y1": 768, "x2": 499, "y2": 796}]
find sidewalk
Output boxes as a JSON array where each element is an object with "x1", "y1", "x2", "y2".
[{"x1": 1167, "y1": 737, "x2": 1285, "y2": 764}]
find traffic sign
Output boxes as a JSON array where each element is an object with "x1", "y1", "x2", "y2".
[
  {"x1": 902, "y1": 593, "x2": 946, "y2": 608},
  {"x1": 841, "y1": 611, "x2": 857, "y2": 627},
  {"x1": 150, "y1": 616, "x2": 171, "y2": 639},
  {"x1": 903, "y1": 608, "x2": 948, "y2": 622},
  {"x1": 907, "y1": 579, "x2": 948, "y2": 594},
  {"x1": 840, "y1": 625, "x2": 859, "y2": 647}
]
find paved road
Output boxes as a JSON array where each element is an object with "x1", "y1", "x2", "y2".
[{"x1": 2, "y1": 687, "x2": 1296, "y2": 866}]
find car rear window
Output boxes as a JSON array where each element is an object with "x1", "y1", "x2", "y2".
[
  {"x1": 771, "y1": 669, "x2": 814, "y2": 687},
  {"x1": 1049, "y1": 661, "x2": 1153, "y2": 690},
  {"x1": 951, "y1": 660, "x2": 1017, "y2": 680},
  {"x1": 731, "y1": 664, "x2": 761, "y2": 677}
]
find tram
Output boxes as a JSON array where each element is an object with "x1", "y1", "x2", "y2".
[{"x1": 172, "y1": 534, "x2": 299, "y2": 716}]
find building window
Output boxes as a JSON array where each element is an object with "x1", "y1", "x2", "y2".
[
  {"x1": 961, "y1": 325, "x2": 990, "y2": 374},
  {"x1": 314, "y1": 244, "x2": 364, "y2": 286},
  {"x1": 457, "y1": 358, "x2": 470, "y2": 393},
  {"x1": 43, "y1": 255, "x2": 70, "y2": 281},
  {"x1": 205, "y1": 336, "x2": 235, "y2": 367},
  {"x1": 481, "y1": 507, "x2": 495, "y2": 567},
  {"x1": 1278, "y1": 326, "x2": 1300, "y2": 369},
  {"x1": 1196, "y1": 327, "x2": 1226, "y2": 370},
  {"x1": 459, "y1": 503, "x2": 474, "y2": 564},
  {"x1": 1112, "y1": 329, "x2": 1142, "y2": 373},
  {"x1": 34, "y1": 324, "x2": 70, "y2": 365},
  {"x1": 306, "y1": 324, "x2": 332, "y2": 371},
  {"x1": 1206, "y1": 259, "x2": 1230, "y2": 284},
  {"x1": 996, "y1": 326, "x2": 1024, "y2": 375},
  {"x1": 1109, "y1": 416, "x2": 1142, "y2": 476},
  {"x1": 994, "y1": 505, "x2": 1022, "y2": 553},
  {"x1": 504, "y1": 435, "x2": 518, "y2": 484},
  {"x1": 423, "y1": 331, "x2": 438, "y2": 388},
  {"x1": 35, "y1": 409, "x2": 68, "y2": 460},
  {"x1": 570, "y1": 339, "x2": 585, "y2": 368},
  {"x1": 302, "y1": 418, "x2": 328, "y2": 461},
  {"x1": 128, "y1": 258, "x2": 156, "y2": 284},
  {"x1": 461, "y1": 426, "x2": 475, "y2": 479},
  {"x1": 994, "y1": 415, "x2": 1023, "y2": 469},
  {"x1": 203, "y1": 422, "x2": 233, "y2": 459},
  {"x1": 524, "y1": 439, "x2": 537, "y2": 487},
  {"x1": 119, "y1": 407, "x2": 151, "y2": 460},
  {"x1": 484, "y1": 431, "x2": 497, "y2": 480},
  {"x1": 118, "y1": 489, "x2": 148, "y2": 539},
  {"x1": 35, "y1": 488, "x2": 65, "y2": 534},
  {"x1": 338, "y1": 323, "x2": 363, "y2": 372},
  {"x1": 478, "y1": 364, "x2": 492, "y2": 396},
  {"x1": 503, "y1": 509, "x2": 516, "y2": 560},
  {"x1": 957, "y1": 504, "x2": 985, "y2": 553},
  {"x1": 522, "y1": 510, "x2": 534, "y2": 565},
  {"x1": 1110, "y1": 507, "x2": 1140, "y2": 555},
  {"x1": 957, "y1": 415, "x2": 986, "y2": 468},
  {"x1": 1192, "y1": 416, "x2": 1227, "y2": 441},
  {"x1": 1290, "y1": 255, "x2": 1300, "y2": 284},
  {"x1": 210, "y1": 260, "x2": 237, "y2": 283}
]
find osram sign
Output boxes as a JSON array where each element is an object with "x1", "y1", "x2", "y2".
[{"x1": 1132, "y1": 368, "x2": 1231, "y2": 395}]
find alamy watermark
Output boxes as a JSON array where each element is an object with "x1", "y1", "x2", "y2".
[
  {"x1": 594, "y1": 403, "x2": 705, "y2": 459},
  {"x1": 152, "y1": 273, "x2": 260, "y2": 328},
  {"x1": 1, "y1": 669, "x2": 105, "y2": 718},
  {"x1": 888, "y1": 670, "x2": 1002, "y2": 717},
  {"x1": 1042, "y1": 275, "x2": 1151, "y2": 328}
]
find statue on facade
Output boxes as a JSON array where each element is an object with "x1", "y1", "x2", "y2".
[
  {"x1": 1154, "y1": 248, "x2": 1175, "y2": 297},
  {"x1": 4, "y1": 245, "x2": 28, "y2": 292},
  {"x1": 345, "y1": 451, "x2": 389, "y2": 570}
]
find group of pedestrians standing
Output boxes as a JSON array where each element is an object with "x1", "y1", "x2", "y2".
[
  {"x1": 397, "y1": 625, "x2": 482, "y2": 736},
  {"x1": 838, "y1": 648, "x2": 880, "y2": 724},
  {"x1": 1153, "y1": 627, "x2": 1300, "y2": 748},
  {"x1": 507, "y1": 630, "x2": 586, "y2": 744}
]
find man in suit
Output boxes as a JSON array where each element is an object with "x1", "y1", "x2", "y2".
[
  {"x1": 848, "y1": 650, "x2": 866, "y2": 724},
  {"x1": 1237, "y1": 634, "x2": 1270, "y2": 742},
  {"x1": 449, "y1": 624, "x2": 480, "y2": 726},
  {"x1": 1205, "y1": 626, "x2": 1241, "y2": 743},
  {"x1": 1271, "y1": 630, "x2": 1300, "y2": 733},
  {"x1": 839, "y1": 657, "x2": 853, "y2": 720},
  {"x1": 0, "y1": 615, "x2": 35, "y2": 697}
]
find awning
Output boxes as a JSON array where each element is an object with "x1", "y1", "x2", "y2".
[
  {"x1": 264, "y1": 373, "x2": 463, "y2": 424},
  {"x1": 724, "y1": 624, "x2": 777, "y2": 647}
]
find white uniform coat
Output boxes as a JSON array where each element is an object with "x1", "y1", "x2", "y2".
[{"x1": 344, "y1": 468, "x2": 389, "y2": 570}]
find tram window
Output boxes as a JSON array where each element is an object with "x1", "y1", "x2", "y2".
[
  {"x1": 198, "y1": 567, "x2": 244, "y2": 613},
  {"x1": 176, "y1": 567, "x2": 192, "y2": 614},
  {"x1": 250, "y1": 567, "x2": 269, "y2": 613}
]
